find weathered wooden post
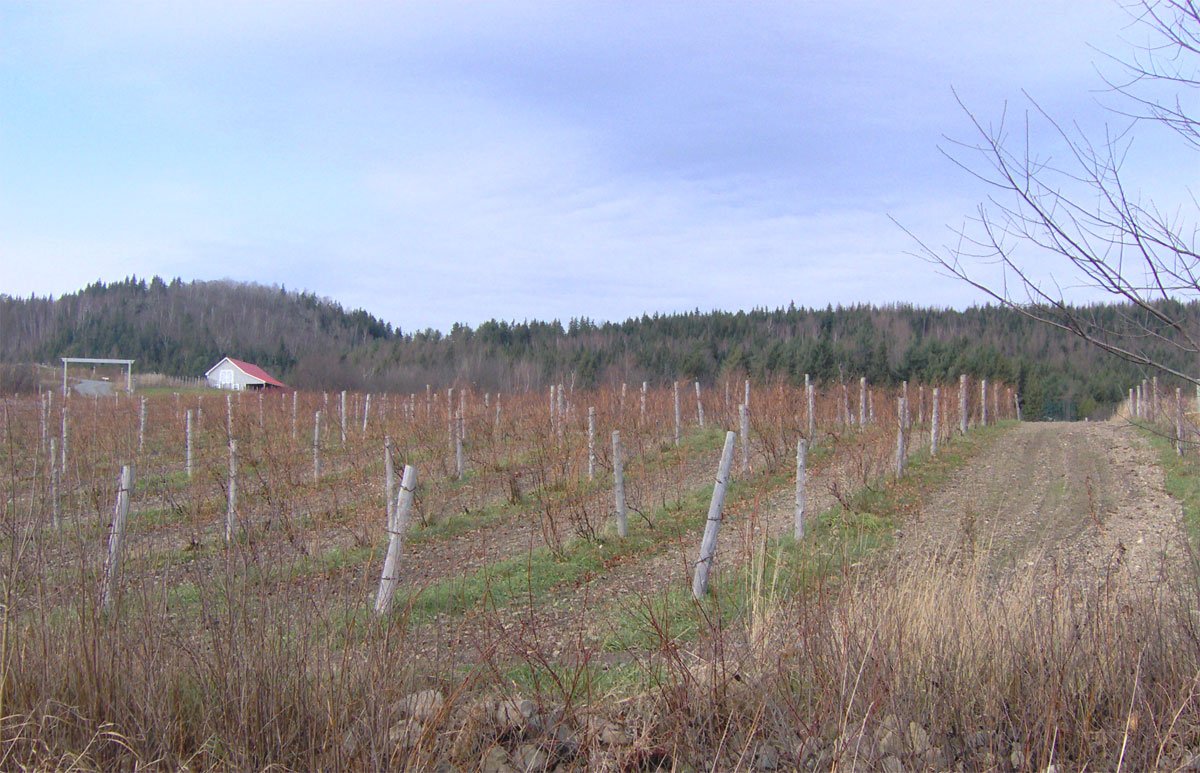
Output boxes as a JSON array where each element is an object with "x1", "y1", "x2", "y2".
[
  {"x1": 455, "y1": 415, "x2": 465, "y2": 480},
  {"x1": 805, "y1": 374, "x2": 815, "y2": 438},
  {"x1": 612, "y1": 430, "x2": 627, "y2": 537},
  {"x1": 744, "y1": 379, "x2": 751, "y2": 411},
  {"x1": 385, "y1": 436, "x2": 395, "y2": 528},
  {"x1": 362, "y1": 393, "x2": 371, "y2": 436},
  {"x1": 695, "y1": 381, "x2": 705, "y2": 428},
  {"x1": 739, "y1": 403, "x2": 750, "y2": 474},
  {"x1": 587, "y1": 407, "x2": 596, "y2": 481},
  {"x1": 902, "y1": 381, "x2": 910, "y2": 429},
  {"x1": 459, "y1": 389, "x2": 467, "y2": 442},
  {"x1": 49, "y1": 438, "x2": 60, "y2": 529},
  {"x1": 981, "y1": 379, "x2": 989, "y2": 426},
  {"x1": 640, "y1": 381, "x2": 648, "y2": 426},
  {"x1": 61, "y1": 407, "x2": 68, "y2": 475},
  {"x1": 226, "y1": 393, "x2": 233, "y2": 439},
  {"x1": 101, "y1": 464, "x2": 133, "y2": 613},
  {"x1": 340, "y1": 390, "x2": 348, "y2": 445},
  {"x1": 931, "y1": 387, "x2": 941, "y2": 456},
  {"x1": 794, "y1": 438, "x2": 808, "y2": 540},
  {"x1": 1015, "y1": 391, "x2": 1022, "y2": 422},
  {"x1": 556, "y1": 384, "x2": 566, "y2": 442},
  {"x1": 138, "y1": 397, "x2": 147, "y2": 454},
  {"x1": 226, "y1": 439, "x2": 238, "y2": 543},
  {"x1": 375, "y1": 464, "x2": 417, "y2": 616},
  {"x1": 185, "y1": 409, "x2": 193, "y2": 479},
  {"x1": 959, "y1": 374, "x2": 968, "y2": 434},
  {"x1": 692, "y1": 431, "x2": 737, "y2": 599},
  {"x1": 257, "y1": 392, "x2": 264, "y2": 428},
  {"x1": 896, "y1": 396, "x2": 907, "y2": 477},
  {"x1": 620, "y1": 382, "x2": 627, "y2": 413},
  {"x1": 918, "y1": 385, "x2": 925, "y2": 424},
  {"x1": 292, "y1": 391, "x2": 298, "y2": 441},
  {"x1": 859, "y1": 377, "x2": 867, "y2": 428},
  {"x1": 673, "y1": 381, "x2": 682, "y2": 446},
  {"x1": 313, "y1": 410, "x2": 322, "y2": 481}
]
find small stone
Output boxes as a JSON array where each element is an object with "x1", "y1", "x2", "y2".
[
  {"x1": 398, "y1": 689, "x2": 445, "y2": 722},
  {"x1": 1011, "y1": 745, "x2": 1027, "y2": 770},
  {"x1": 908, "y1": 721, "x2": 930, "y2": 754},
  {"x1": 584, "y1": 716, "x2": 632, "y2": 747},
  {"x1": 513, "y1": 743, "x2": 550, "y2": 772},
  {"x1": 494, "y1": 697, "x2": 538, "y2": 734},
  {"x1": 388, "y1": 718, "x2": 424, "y2": 749},
  {"x1": 881, "y1": 754, "x2": 904, "y2": 773},
  {"x1": 482, "y1": 745, "x2": 518, "y2": 773},
  {"x1": 876, "y1": 726, "x2": 903, "y2": 758}
]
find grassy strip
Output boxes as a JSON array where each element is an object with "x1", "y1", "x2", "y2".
[
  {"x1": 601, "y1": 421, "x2": 1019, "y2": 651},
  {"x1": 1145, "y1": 428, "x2": 1200, "y2": 546},
  {"x1": 392, "y1": 433, "x2": 828, "y2": 625}
]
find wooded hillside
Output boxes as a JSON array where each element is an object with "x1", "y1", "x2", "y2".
[{"x1": 0, "y1": 276, "x2": 1181, "y2": 419}]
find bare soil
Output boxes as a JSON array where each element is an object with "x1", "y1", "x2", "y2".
[{"x1": 893, "y1": 420, "x2": 1188, "y2": 591}]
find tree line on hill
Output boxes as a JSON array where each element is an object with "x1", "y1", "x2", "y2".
[{"x1": 0, "y1": 276, "x2": 1184, "y2": 419}]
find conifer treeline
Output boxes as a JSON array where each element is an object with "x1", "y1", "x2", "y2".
[{"x1": 0, "y1": 277, "x2": 1178, "y2": 419}]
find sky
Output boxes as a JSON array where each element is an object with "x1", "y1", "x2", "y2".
[{"x1": 0, "y1": 1, "x2": 1177, "y2": 332}]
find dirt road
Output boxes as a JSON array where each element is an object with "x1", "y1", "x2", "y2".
[{"x1": 894, "y1": 420, "x2": 1188, "y2": 590}]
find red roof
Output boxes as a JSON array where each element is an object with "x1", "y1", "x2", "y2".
[{"x1": 226, "y1": 357, "x2": 288, "y2": 389}]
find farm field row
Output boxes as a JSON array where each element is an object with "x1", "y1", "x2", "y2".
[{"x1": 2, "y1": 377, "x2": 1027, "y2": 769}]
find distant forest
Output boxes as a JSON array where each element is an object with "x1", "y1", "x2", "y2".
[{"x1": 0, "y1": 276, "x2": 1186, "y2": 419}]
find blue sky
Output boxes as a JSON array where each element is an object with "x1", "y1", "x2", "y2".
[{"x1": 0, "y1": 1, "x2": 1164, "y2": 331}]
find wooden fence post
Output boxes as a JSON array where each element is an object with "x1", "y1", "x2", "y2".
[
  {"x1": 739, "y1": 403, "x2": 750, "y2": 474},
  {"x1": 805, "y1": 374, "x2": 815, "y2": 438},
  {"x1": 859, "y1": 377, "x2": 867, "y2": 428},
  {"x1": 313, "y1": 410, "x2": 322, "y2": 481},
  {"x1": 981, "y1": 379, "x2": 989, "y2": 426},
  {"x1": 61, "y1": 407, "x2": 68, "y2": 475},
  {"x1": 692, "y1": 431, "x2": 737, "y2": 598},
  {"x1": 226, "y1": 440, "x2": 237, "y2": 543},
  {"x1": 931, "y1": 387, "x2": 941, "y2": 456},
  {"x1": 101, "y1": 464, "x2": 133, "y2": 613},
  {"x1": 185, "y1": 409, "x2": 193, "y2": 479},
  {"x1": 959, "y1": 374, "x2": 968, "y2": 435},
  {"x1": 340, "y1": 390, "x2": 348, "y2": 445},
  {"x1": 795, "y1": 438, "x2": 808, "y2": 539},
  {"x1": 385, "y1": 437, "x2": 395, "y2": 528},
  {"x1": 612, "y1": 430, "x2": 627, "y2": 537},
  {"x1": 455, "y1": 415, "x2": 465, "y2": 480},
  {"x1": 138, "y1": 397, "x2": 147, "y2": 454},
  {"x1": 674, "y1": 381, "x2": 682, "y2": 446},
  {"x1": 49, "y1": 438, "x2": 60, "y2": 529},
  {"x1": 375, "y1": 464, "x2": 417, "y2": 616},
  {"x1": 587, "y1": 407, "x2": 596, "y2": 481},
  {"x1": 896, "y1": 396, "x2": 907, "y2": 477}
]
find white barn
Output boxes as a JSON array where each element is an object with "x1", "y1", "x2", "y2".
[{"x1": 204, "y1": 357, "x2": 288, "y2": 391}]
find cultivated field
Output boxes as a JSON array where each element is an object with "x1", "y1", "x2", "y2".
[{"x1": 4, "y1": 377, "x2": 1199, "y2": 770}]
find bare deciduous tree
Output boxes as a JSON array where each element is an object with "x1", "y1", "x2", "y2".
[{"x1": 907, "y1": 0, "x2": 1200, "y2": 384}]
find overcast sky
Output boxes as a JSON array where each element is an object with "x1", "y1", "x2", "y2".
[{"x1": 0, "y1": 1, "x2": 1172, "y2": 332}]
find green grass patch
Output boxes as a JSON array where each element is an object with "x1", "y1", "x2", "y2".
[
  {"x1": 1146, "y1": 427, "x2": 1200, "y2": 545},
  {"x1": 601, "y1": 421, "x2": 1018, "y2": 651}
]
